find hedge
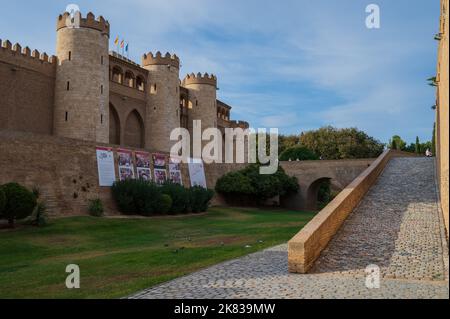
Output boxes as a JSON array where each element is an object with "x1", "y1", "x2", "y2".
[{"x1": 111, "y1": 180, "x2": 214, "y2": 216}]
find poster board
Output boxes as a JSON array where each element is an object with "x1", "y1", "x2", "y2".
[
  {"x1": 135, "y1": 151, "x2": 152, "y2": 181},
  {"x1": 118, "y1": 149, "x2": 135, "y2": 181},
  {"x1": 153, "y1": 153, "x2": 168, "y2": 185},
  {"x1": 169, "y1": 157, "x2": 183, "y2": 185},
  {"x1": 96, "y1": 147, "x2": 116, "y2": 187},
  {"x1": 188, "y1": 158, "x2": 207, "y2": 188}
]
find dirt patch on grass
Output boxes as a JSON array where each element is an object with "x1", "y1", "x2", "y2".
[
  {"x1": 38, "y1": 246, "x2": 158, "y2": 264},
  {"x1": 32, "y1": 234, "x2": 88, "y2": 247},
  {"x1": 172, "y1": 235, "x2": 256, "y2": 249}
]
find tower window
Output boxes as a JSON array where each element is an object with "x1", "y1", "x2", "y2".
[
  {"x1": 66, "y1": 81, "x2": 70, "y2": 91},
  {"x1": 101, "y1": 85, "x2": 103, "y2": 94},
  {"x1": 65, "y1": 112, "x2": 68, "y2": 122},
  {"x1": 101, "y1": 56, "x2": 104, "y2": 65},
  {"x1": 68, "y1": 51, "x2": 72, "y2": 61},
  {"x1": 101, "y1": 114, "x2": 103, "y2": 124}
]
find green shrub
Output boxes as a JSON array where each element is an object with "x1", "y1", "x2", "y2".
[
  {"x1": 0, "y1": 187, "x2": 6, "y2": 217},
  {"x1": 155, "y1": 194, "x2": 173, "y2": 215},
  {"x1": 214, "y1": 171, "x2": 254, "y2": 196},
  {"x1": 0, "y1": 183, "x2": 37, "y2": 227},
  {"x1": 88, "y1": 198, "x2": 104, "y2": 217},
  {"x1": 111, "y1": 179, "x2": 162, "y2": 216},
  {"x1": 189, "y1": 186, "x2": 215, "y2": 213},
  {"x1": 279, "y1": 146, "x2": 319, "y2": 161},
  {"x1": 215, "y1": 164, "x2": 299, "y2": 204},
  {"x1": 161, "y1": 183, "x2": 190, "y2": 214}
]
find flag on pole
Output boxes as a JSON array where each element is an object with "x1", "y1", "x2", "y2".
[
  {"x1": 125, "y1": 43, "x2": 129, "y2": 58},
  {"x1": 120, "y1": 40, "x2": 125, "y2": 56},
  {"x1": 114, "y1": 36, "x2": 119, "y2": 53}
]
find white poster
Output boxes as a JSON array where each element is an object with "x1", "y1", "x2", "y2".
[
  {"x1": 96, "y1": 147, "x2": 116, "y2": 187},
  {"x1": 188, "y1": 158, "x2": 207, "y2": 188}
]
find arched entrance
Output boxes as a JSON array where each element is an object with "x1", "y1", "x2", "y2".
[
  {"x1": 124, "y1": 110, "x2": 144, "y2": 148},
  {"x1": 109, "y1": 104, "x2": 120, "y2": 145},
  {"x1": 306, "y1": 177, "x2": 332, "y2": 211}
]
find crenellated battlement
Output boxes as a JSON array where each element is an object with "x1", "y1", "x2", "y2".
[
  {"x1": 142, "y1": 51, "x2": 180, "y2": 69},
  {"x1": 0, "y1": 39, "x2": 56, "y2": 66},
  {"x1": 182, "y1": 72, "x2": 217, "y2": 87},
  {"x1": 229, "y1": 120, "x2": 250, "y2": 129},
  {"x1": 56, "y1": 12, "x2": 110, "y2": 37}
]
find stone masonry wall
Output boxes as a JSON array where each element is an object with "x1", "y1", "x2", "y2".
[
  {"x1": 436, "y1": 0, "x2": 449, "y2": 237},
  {"x1": 0, "y1": 41, "x2": 56, "y2": 135}
]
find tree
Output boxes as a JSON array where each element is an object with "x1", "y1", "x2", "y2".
[
  {"x1": 390, "y1": 139, "x2": 397, "y2": 150},
  {"x1": 215, "y1": 164, "x2": 299, "y2": 204},
  {"x1": 278, "y1": 135, "x2": 301, "y2": 155},
  {"x1": 279, "y1": 146, "x2": 319, "y2": 161},
  {"x1": 389, "y1": 135, "x2": 406, "y2": 150},
  {"x1": 415, "y1": 136, "x2": 421, "y2": 154},
  {"x1": 299, "y1": 126, "x2": 384, "y2": 160},
  {"x1": 0, "y1": 183, "x2": 37, "y2": 227}
]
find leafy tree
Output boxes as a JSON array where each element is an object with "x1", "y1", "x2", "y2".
[
  {"x1": 389, "y1": 135, "x2": 406, "y2": 150},
  {"x1": 216, "y1": 164, "x2": 299, "y2": 204},
  {"x1": 278, "y1": 135, "x2": 301, "y2": 154},
  {"x1": 0, "y1": 183, "x2": 37, "y2": 227},
  {"x1": 298, "y1": 126, "x2": 384, "y2": 159},
  {"x1": 415, "y1": 136, "x2": 421, "y2": 154},
  {"x1": 279, "y1": 146, "x2": 319, "y2": 161}
]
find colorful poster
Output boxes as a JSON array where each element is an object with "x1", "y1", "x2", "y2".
[
  {"x1": 153, "y1": 154, "x2": 167, "y2": 185},
  {"x1": 118, "y1": 149, "x2": 135, "y2": 181},
  {"x1": 188, "y1": 158, "x2": 207, "y2": 188},
  {"x1": 154, "y1": 169, "x2": 168, "y2": 185},
  {"x1": 96, "y1": 147, "x2": 116, "y2": 187},
  {"x1": 135, "y1": 151, "x2": 152, "y2": 181},
  {"x1": 169, "y1": 157, "x2": 183, "y2": 185},
  {"x1": 152, "y1": 153, "x2": 167, "y2": 168}
]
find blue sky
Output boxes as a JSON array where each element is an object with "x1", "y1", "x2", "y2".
[{"x1": 0, "y1": 0, "x2": 440, "y2": 144}]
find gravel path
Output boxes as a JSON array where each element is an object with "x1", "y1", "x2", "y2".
[{"x1": 131, "y1": 158, "x2": 449, "y2": 299}]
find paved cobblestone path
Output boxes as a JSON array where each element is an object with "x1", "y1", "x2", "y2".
[{"x1": 131, "y1": 158, "x2": 449, "y2": 299}]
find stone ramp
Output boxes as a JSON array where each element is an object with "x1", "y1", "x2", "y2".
[
  {"x1": 312, "y1": 157, "x2": 448, "y2": 281},
  {"x1": 130, "y1": 158, "x2": 449, "y2": 299}
]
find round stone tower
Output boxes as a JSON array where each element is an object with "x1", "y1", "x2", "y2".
[
  {"x1": 142, "y1": 52, "x2": 181, "y2": 153},
  {"x1": 182, "y1": 72, "x2": 218, "y2": 137},
  {"x1": 54, "y1": 11, "x2": 110, "y2": 143}
]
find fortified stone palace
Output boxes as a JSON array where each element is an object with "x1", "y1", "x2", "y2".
[{"x1": 0, "y1": 11, "x2": 249, "y2": 153}]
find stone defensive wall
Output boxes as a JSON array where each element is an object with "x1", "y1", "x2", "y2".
[
  {"x1": 0, "y1": 39, "x2": 56, "y2": 135},
  {"x1": 0, "y1": 130, "x2": 393, "y2": 220},
  {"x1": 0, "y1": 131, "x2": 246, "y2": 217},
  {"x1": 287, "y1": 149, "x2": 421, "y2": 274}
]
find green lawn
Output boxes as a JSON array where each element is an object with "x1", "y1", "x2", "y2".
[{"x1": 0, "y1": 207, "x2": 315, "y2": 299}]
